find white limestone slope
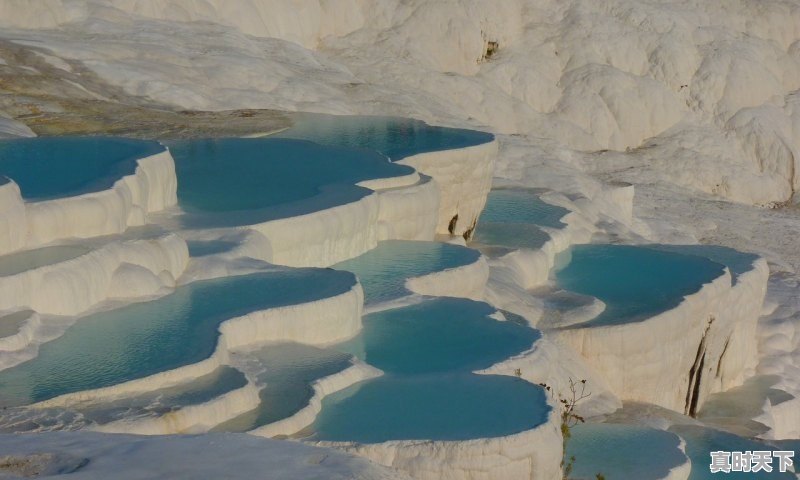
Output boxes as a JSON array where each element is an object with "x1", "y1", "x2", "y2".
[
  {"x1": 551, "y1": 259, "x2": 769, "y2": 415},
  {"x1": 0, "y1": 234, "x2": 188, "y2": 317},
  {"x1": 0, "y1": 149, "x2": 178, "y2": 256},
  {"x1": 0, "y1": 431, "x2": 412, "y2": 480}
]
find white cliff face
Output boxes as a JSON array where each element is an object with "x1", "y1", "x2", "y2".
[
  {"x1": 397, "y1": 140, "x2": 497, "y2": 238},
  {"x1": 551, "y1": 259, "x2": 769, "y2": 415}
]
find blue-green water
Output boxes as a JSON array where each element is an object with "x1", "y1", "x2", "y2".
[
  {"x1": 333, "y1": 241, "x2": 481, "y2": 304},
  {"x1": 472, "y1": 223, "x2": 553, "y2": 250},
  {"x1": 313, "y1": 298, "x2": 548, "y2": 443},
  {"x1": 313, "y1": 374, "x2": 549, "y2": 443},
  {"x1": 645, "y1": 245, "x2": 758, "y2": 285},
  {"x1": 479, "y1": 189, "x2": 568, "y2": 228},
  {"x1": 168, "y1": 138, "x2": 413, "y2": 227},
  {"x1": 554, "y1": 245, "x2": 726, "y2": 327},
  {"x1": 0, "y1": 137, "x2": 164, "y2": 200},
  {"x1": 670, "y1": 425, "x2": 795, "y2": 479},
  {"x1": 88, "y1": 366, "x2": 248, "y2": 424},
  {"x1": 186, "y1": 240, "x2": 238, "y2": 257},
  {"x1": 568, "y1": 424, "x2": 688, "y2": 480},
  {"x1": 274, "y1": 114, "x2": 494, "y2": 161},
  {"x1": 0, "y1": 269, "x2": 356, "y2": 407},
  {"x1": 338, "y1": 298, "x2": 539, "y2": 374},
  {"x1": 0, "y1": 245, "x2": 92, "y2": 276},
  {"x1": 0, "y1": 366, "x2": 248, "y2": 433},
  {"x1": 472, "y1": 189, "x2": 569, "y2": 251},
  {"x1": 213, "y1": 343, "x2": 353, "y2": 432}
]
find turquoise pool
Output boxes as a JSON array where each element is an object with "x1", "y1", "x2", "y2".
[
  {"x1": 333, "y1": 240, "x2": 481, "y2": 304},
  {"x1": 213, "y1": 343, "x2": 353, "y2": 432},
  {"x1": 338, "y1": 298, "x2": 539, "y2": 374},
  {"x1": 168, "y1": 138, "x2": 413, "y2": 227},
  {"x1": 313, "y1": 374, "x2": 549, "y2": 443},
  {"x1": 554, "y1": 245, "x2": 726, "y2": 327},
  {"x1": 0, "y1": 137, "x2": 164, "y2": 200},
  {"x1": 0, "y1": 245, "x2": 92, "y2": 277},
  {"x1": 472, "y1": 189, "x2": 569, "y2": 251},
  {"x1": 479, "y1": 189, "x2": 568, "y2": 228},
  {"x1": 312, "y1": 298, "x2": 548, "y2": 443},
  {"x1": 645, "y1": 245, "x2": 759, "y2": 285},
  {"x1": 0, "y1": 366, "x2": 248, "y2": 433},
  {"x1": 0, "y1": 269, "x2": 356, "y2": 407},
  {"x1": 567, "y1": 424, "x2": 688, "y2": 480},
  {"x1": 274, "y1": 114, "x2": 494, "y2": 161}
]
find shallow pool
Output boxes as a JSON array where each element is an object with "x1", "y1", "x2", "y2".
[
  {"x1": 645, "y1": 244, "x2": 758, "y2": 285},
  {"x1": 0, "y1": 269, "x2": 356, "y2": 407},
  {"x1": 311, "y1": 297, "x2": 547, "y2": 443},
  {"x1": 338, "y1": 298, "x2": 539, "y2": 374},
  {"x1": 554, "y1": 245, "x2": 726, "y2": 327},
  {"x1": 471, "y1": 189, "x2": 569, "y2": 251},
  {"x1": 0, "y1": 245, "x2": 92, "y2": 277},
  {"x1": 479, "y1": 189, "x2": 568, "y2": 228},
  {"x1": 0, "y1": 366, "x2": 248, "y2": 433},
  {"x1": 168, "y1": 137, "x2": 412, "y2": 227},
  {"x1": 274, "y1": 113, "x2": 494, "y2": 161},
  {"x1": 213, "y1": 343, "x2": 353, "y2": 432},
  {"x1": 0, "y1": 137, "x2": 164, "y2": 200},
  {"x1": 333, "y1": 240, "x2": 481, "y2": 304},
  {"x1": 568, "y1": 423, "x2": 688, "y2": 480},
  {"x1": 313, "y1": 373, "x2": 549, "y2": 443}
]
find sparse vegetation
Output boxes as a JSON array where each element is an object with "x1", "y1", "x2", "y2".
[{"x1": 538, "y1": 378, "x2": 605, "y2": 480}]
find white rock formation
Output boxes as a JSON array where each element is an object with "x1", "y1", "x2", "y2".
[
  {"x1": 397, "y1": 140, "x2": 497, "y2": 238},
  {"x1": 223, "y1": 142, "x2": 493, "y2": 268},
  {"x1": 551, "y1": 259, "x2": 769, "y2": 415},
  {"x1": 0, "y1": 148, "x2": 178, "y2": 256},
  {"x1": 0, "y1": 234, "x2": 188, "y2": 317}
]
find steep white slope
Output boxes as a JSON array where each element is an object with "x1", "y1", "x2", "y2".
[{"x1": 0, "y1": 431, "x2": 412, "y2": 480}]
